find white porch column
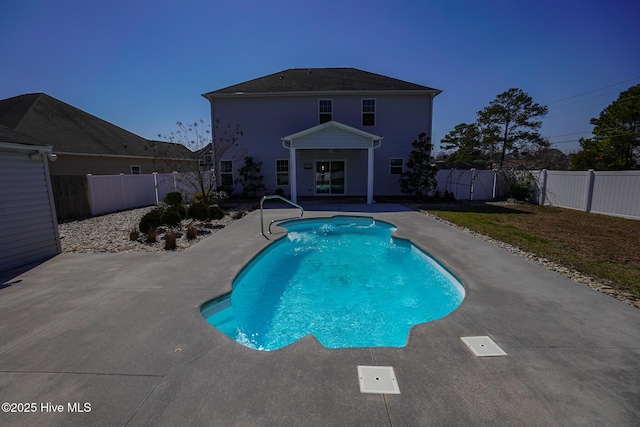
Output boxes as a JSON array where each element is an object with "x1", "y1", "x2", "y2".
[
  {"x1": 289, "y1": 144, "x2": 297, "y2": 203},
  {"x1": 367, "y1": 145, "x2": 374, "y2": 204}
]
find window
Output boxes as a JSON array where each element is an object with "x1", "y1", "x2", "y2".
[
  {"x1": 362, "y1": 99, "x2": 375, "y2": 126},
  {"x1": 220, "y1": 160, "x2": 233, "y2": 187},
  {"x1": 319, "y1": 99, "x2": 332, "y2": 124},
  {"x1": 276, "y1": 159, "x2": 289, "y2": 185},
  {"x1": 131, "y1": 165, "x2": 141, "y2": 175},
  {"x1": 389, "y1": 158, "x2": 403, "y2": 175}
]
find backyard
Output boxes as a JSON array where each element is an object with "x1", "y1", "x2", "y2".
[{"x1": 422, "y1": 202, "x2": 640, "y2": 299}]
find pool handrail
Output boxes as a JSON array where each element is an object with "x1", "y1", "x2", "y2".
[{"x1": 260, "y1": 195, "x2": 304, "y2": 238}]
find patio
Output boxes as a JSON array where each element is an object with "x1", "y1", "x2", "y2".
[{"x1": 1, "y1": 203, "x2": 639, "y2": 426}]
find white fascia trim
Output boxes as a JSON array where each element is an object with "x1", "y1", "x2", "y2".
[
  {"x1": 53, "y1": 151, "x2": 195, "y2": 161},
  {"x1": 208, "y1": 89, "x2": 442, "y2": 99},
  {"x1": 282, "y1": 120, "x2": 383, "y2": 142},
  {"x1": 0, "y1": 142, "x2": 53, "y2": 152}
]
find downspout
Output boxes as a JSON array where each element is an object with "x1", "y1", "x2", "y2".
[{"x1": 367, "y1": 139, "x2": 382, "y2": 204}]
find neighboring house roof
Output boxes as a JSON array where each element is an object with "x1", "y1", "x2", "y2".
[
  {"x1": 203, "y1": 68, "x2": 441, "y2": 97},
  {"x1": 0, "y1": 93, "x2": 192, "y2": 159},
  {"x1": 0, "y1": 124, "x2": 46, "y2": 146}
]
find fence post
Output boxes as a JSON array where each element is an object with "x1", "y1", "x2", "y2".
[
  {"x1": 470, "y1": 169, "x2": 476, "y2": 202},
  {"x1": 539, "y1": 169, "x2": 548, "y2": 206},
  {"x1": 86, "y1": 174, "x2": 96, "y2": 216},
  {"x1": 492, "y1": 169, "x2": 497, "y2": 199},
  {"x1": 172, "y1": 171, "x2": 178, "y2": 191},
  {"x1": 153, "y1": 172, "x2": 159, "y2": 205},
  {"x1": 584, "y1": 169, "x2": 595, "y2": 213},
  {"x1": 120, "y1": 173, "x2": 128, "y2": 210}
]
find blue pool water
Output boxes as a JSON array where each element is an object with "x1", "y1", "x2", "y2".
[{"x1": 201, "y1": 216, "x2": 465, "y2": 351}]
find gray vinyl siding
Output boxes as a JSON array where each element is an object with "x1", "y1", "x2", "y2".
[
  {"x1": 210, "y1": 92, "x2": 434, "y2": 196},
  {"x1": 0, "y1": 149, "x2": 60, "y2": 271}
]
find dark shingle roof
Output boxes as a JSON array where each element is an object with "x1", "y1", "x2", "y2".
[
  {"x1": 203, "y1": 68, "x2": 440, "y2": 97},
  {"x1": 0, "y1": 124, "x2": 47, "y2": 146},
  {"x1": 0, "y1": 93, "x2": 192, "y2": 159}
]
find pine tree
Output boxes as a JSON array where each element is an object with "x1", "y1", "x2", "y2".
[{"x1": 399, "y1": 132, "x2": 437, "y2": 197}]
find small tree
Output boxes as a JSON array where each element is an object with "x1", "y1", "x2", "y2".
[
  {"x1": 399, "y1": 132, "x2": 437, "y2": 198},
  {"x1": 235, "y1": 156, "x2": 266, "y2": 198},
  {"x1": 158, "y1": 119, "x2": 242, "y2": 204},
  {"x1": 477, "y1": 88, "x2": 549, "y2": 168},
  {"x1": 440, "y1": 122, "x2": 484, "y2": 163}
]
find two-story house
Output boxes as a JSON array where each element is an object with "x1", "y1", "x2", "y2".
[{"x1": 202, "y1": 68, "x2": 441, "y2": 203}]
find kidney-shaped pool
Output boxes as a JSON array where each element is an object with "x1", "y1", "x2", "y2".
[{"x1": 201, "y1": 215, "x2": 465, "y2": 351}]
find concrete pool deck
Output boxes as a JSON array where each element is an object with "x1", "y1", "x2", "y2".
[{"x1": 1, "y1": 203, "x2": 639, "y2": 426}]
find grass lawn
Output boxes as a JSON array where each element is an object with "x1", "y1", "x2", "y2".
[{"x1": 422, "y1": 203, "x2": 640, "y2": 297}]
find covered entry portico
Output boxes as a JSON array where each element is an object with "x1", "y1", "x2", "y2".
[{"x1": 282, "y1": 121, "x2": 382, "y2": 204}]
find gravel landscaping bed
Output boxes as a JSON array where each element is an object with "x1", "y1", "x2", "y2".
[{"x1": 58, "y1": 205, "x2": 250, "y2": 253}]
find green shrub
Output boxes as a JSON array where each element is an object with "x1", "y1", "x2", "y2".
[
  {"x1": 164, "y1": 191, "x2": 183, "y2": 206},
  {"x1": 176, "y1": 205, "x2": 187, "y2": 219},
  {"x1": 139, "y1": 209, "x2": 163, "y2": 233},
  {"x1": 161, "y1": 208, "x2": 182, "y2": 227},
  {"x1": 188, "y1": 202, "x2": 209, "y2": 221},
  {"x1": 209, "y1": 205, "x2": 225, "y2": 220}
]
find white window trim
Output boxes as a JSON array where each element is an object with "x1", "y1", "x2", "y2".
[
  {"x1": 319, "y1": 99, "x2": 333, "y2": 124},
  {"x1": 131, "y1": 165, "x2": 141, "y2": 175},
  {"x1": 220, "y1": 160, "x2": 233, "y2": 186},
  {"x1": 389, "y1": 158, "x2": 404, "y2": 175},
  {"x1": 276, "y1": 158, "x2": 290, "y2": 186},
  {"x1": 362, "y1": 98, "x2": 376, "y2": 127}
]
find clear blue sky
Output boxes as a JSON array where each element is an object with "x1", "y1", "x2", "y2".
[{"x1": 2, "y1": 0, "x2": 639, "y2": 153}]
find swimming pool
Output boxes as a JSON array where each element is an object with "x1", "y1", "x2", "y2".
[{"x1": 201, "y1": 216, "x2": 465, "y2": 351}]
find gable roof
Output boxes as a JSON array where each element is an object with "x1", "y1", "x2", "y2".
[
  {"x1": 282, "y1": 120, "x2": 382, "y2": 142},
  {"x1": 0, "y1": 93, "x2": 192, "y2": 159},
  {"x1": 203, "y1": 68, "x2": 441, "y2": 97}
]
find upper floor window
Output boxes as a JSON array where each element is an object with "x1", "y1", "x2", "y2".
[
  {"x1": 362, "y1": 99, "x2": 375, "y2": 126},
  {"x1": 389, "y1": 158, "x2": 403, "y2": 175},
  {"x1": 131, "y1": 165, "x2": 141, "y2": 175},
  {"x1": 276, "y1": 159, "x2": 289, "y2": 185},
  {"x1": 319, "y1": 99, "x2": 332, "y2": 124},
  {"x1": 220, "y1": 160, "x2": 233, "y2": 187}
]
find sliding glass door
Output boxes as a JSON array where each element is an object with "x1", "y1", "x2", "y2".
[{"x1": 315, "y1": 160, "x2": 345, "y2": 195}]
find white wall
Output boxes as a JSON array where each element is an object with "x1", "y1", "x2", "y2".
[{"x1": 0, "y1": 147, "x2": 60, "y2": 272}]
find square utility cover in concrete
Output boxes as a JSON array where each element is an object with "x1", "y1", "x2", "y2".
[
  {"x1": 460, "y1": 336, "x2": 507, "y2": 356},
  {"x1": 357, "y1": 366, "x2": 400, "y2": 394}
]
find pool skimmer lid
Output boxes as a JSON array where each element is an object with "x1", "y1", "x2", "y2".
[
  {"x1": 460, "y1": 336, "x2": 507, "y2": 357},
  {"x1": 357, "y1": 366, "x2": 400, "y2": 394}
]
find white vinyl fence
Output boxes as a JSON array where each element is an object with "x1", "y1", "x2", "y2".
[
  {"x1": 84, "y1": 169, "x2": 639, "y2": 219},
  {"x1": 86, "y1": 172, "x2": 199, "y2": 216},
  {"x1": 532, "y1": 169, "x2": 640, "y2": 220},
  {"x1": 85, "y1": 170, "x2": 504, "y2": 216},
  {"x1": 435, "y1": 169, "x2": 502, "y2": 201}
]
